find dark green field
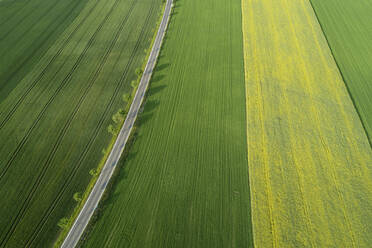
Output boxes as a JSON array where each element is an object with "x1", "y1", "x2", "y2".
[
  {"x1": 0, "y1": 0, "x2": 88, "y2": 101},
  {"x1": 81, "y1": 0, "x2": 254, "y2": 246},
  {"x1": 0, "y1": 0, "x2": 162, "y2": 246},
  {"x1": 310, "y1": 0, "x2": 372, "y2": 144}
]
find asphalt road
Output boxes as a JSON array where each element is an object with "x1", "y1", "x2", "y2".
[{"x1": 61, "y1": 0, "x2": 173, "y2": 246}]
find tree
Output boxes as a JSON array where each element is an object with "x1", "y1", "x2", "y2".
[
  {"x1": 135, "y1": 68, "x2": 143, "y2": 76},
  {"x1": 89, "y1": 168, "x2": 98, "y2": 177},
  {"x1": 73, "y1": 192, "x2": 82, "y2": 202},
  {"x1": 119, "y1": 109, "x2": 126, "y2": 115},
  {"x1": 107, "y1": 124, "x2": 117, "y2": 135},
  {"x1": 112, "y1": 109, "x2": 125, "y2": 124},
  {"x1": 58, "y1": 218, "x2": 69, "y2": 229},
  {"x1": 131, "y1": 80, "x2": 138, "y2": 89},
  {"x1": 122, "y1": 93, "x2": 130, "y2": 103}
]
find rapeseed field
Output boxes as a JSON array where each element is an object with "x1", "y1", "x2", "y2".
[{"x1": 242, "y1": 0, "x2": 372, "y2": 247}]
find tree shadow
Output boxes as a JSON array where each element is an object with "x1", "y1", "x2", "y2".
[
  {"x1": 158, "y1": 54, "x2": 165, "y2": 60},
  {"x1": 151, "y1": 74, "x2": 166, "y2": 83},
  {"x1": 155, "y1": 63, "x2": 171, "y2": 72},
  {"x1": 137, "y1": 112, "x2": 154, "y2": 127},
  {"x1": 144, "y1": 99, "x2": 160, "y2": 112},
  {"x1": 100, "y1": 71, "x2": 166, "y2": 209},
  {"x1": 98, "y1": 151, "x2": 133, "y2": 208},
  {"x1": 148, "y1": 84, "x2": 166, "y2": 96},
  {"x1": 125, "y1": 151, "x2": 138, "y2": 163}
]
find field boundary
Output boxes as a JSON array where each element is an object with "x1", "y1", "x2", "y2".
[
  {"x1": 308, "y1": 0, "x2": 371, "y2": 148},
  {"x1": 240, "y1": 0, "x2": 257, "y2": 247},
  {"x1": 59, "y1": 0, "x2": 173, "y2": 246}
]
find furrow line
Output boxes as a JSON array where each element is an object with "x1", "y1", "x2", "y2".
[
  {"x1": 0, "y1": 0, "x2": 58, "y2": 43},
  {"x1": 0, "y1": 0, "x2": 120, "y2": 207},
  {"x1": 0, "y1": 0, "x2": 44, "y2": 40},
  {"x1": 0, "y1": 0, "x2": 31, "y2": 26},
  {"x1": 0, "y1": 0, "x2": 100, "y2": 129},
  {"x1": 21, "y1": 1, "x2": 141, "y2": 244},
  {"x1": 0, "y1": 0, "x2": 121, "y2": 244},
  {"x1": 23, "y1": 1, "x2": 156, "y2": 246}
]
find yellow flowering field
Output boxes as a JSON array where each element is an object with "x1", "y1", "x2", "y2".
[{"x1": 242, "y1": 0, "x2": 372, "y2": 247}]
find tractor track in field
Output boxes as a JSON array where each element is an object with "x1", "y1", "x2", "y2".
[
  {"x1": 0, "y1": 0, "x2": 123, "y2": 244},
  {"x1": 0, "y1": 0, "x2": 101, "y2": 129},
  {"x1": 0, "y1": 0, "x2": 31, "y2": 27},
  {"x1": 24, "y1": 2, "x2": 157, "y2": 245},
  {"x1": 0, "y1": 0, "x2": 84, "y2": 94},
  {"x1": 62, "y1": 0, "x2": 172, "y2": 245},
  {"x1": 0, "y1": 0, "x2": 116, "y2": 181},
  {"x1": 0, "y1": 0, "x2": 84, "y2": 86},
  {"x1": 0, "y1": 0, "x2": 157, "y2": 245},
  {"x1": 0, "y1": 0, "x2": 59, "y2": 43},
  {"x1": 0, "y1": 0, "x2": 43, "y2": 37}
]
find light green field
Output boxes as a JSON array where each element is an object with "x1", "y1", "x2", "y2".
[
  {"x1": 81, "y1": 0, "x2": 254, "y2": 246},
  {"x1": 310, "y1": 0, "x2": 372, "y2": 144},
  {"x1": 242, "y1": 0, "x2": 372, "y2": 247},
  {"x1": 0, "y1": 0, "x2": 162, "y2": 246}
]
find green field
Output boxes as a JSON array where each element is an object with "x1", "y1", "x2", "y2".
[
  {"x1": 310, "y1": 0, "x2": 372, "y2": 144},
  {"x1": 1, "y1": 0, "x2": 371, "y2": 246},
  {"x1": 81, "y1": 0, "x2": 254, "y2": 246},
  {"x1": 0, "y1": 0, "x2": 162, "y2": 246},
  {"x1": 0, "y1": 0, "x2": 88, "y2": 101}
]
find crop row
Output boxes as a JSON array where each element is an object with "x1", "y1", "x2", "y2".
[{"x1": 0, "y1": 0, "x2": 162, "y2": 246}]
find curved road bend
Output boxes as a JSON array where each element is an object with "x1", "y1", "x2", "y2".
[{"x1": 61, "y1": 0, "x2": 173, "y2": 246}]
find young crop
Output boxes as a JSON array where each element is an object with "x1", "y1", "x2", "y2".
[{"x1": 0, "y1": 0, "x2": 162, "y2": 246}]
